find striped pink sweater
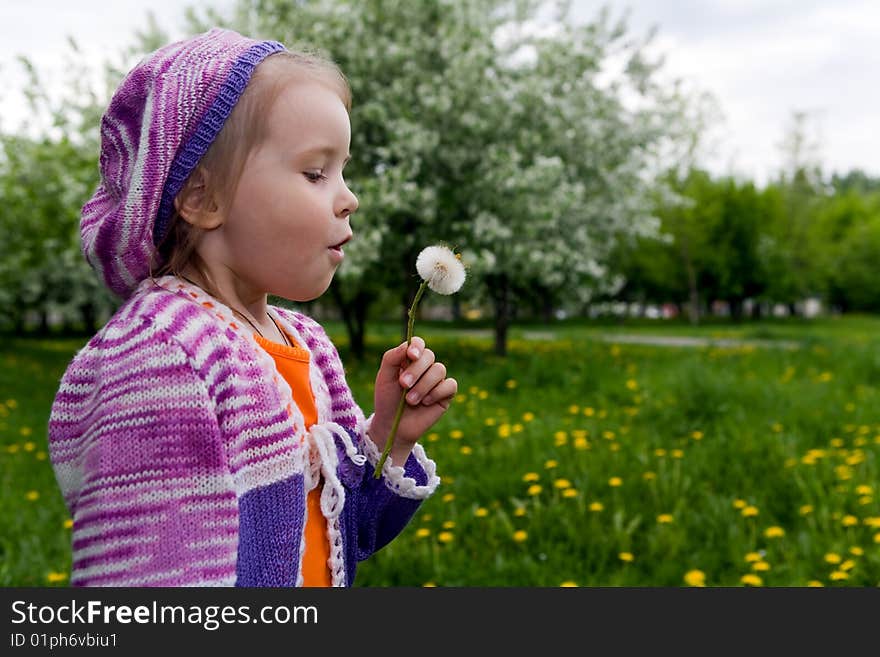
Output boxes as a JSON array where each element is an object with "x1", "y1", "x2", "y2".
[{"x1": 48, "y1": 276, "x2": 439, "y2": 586}]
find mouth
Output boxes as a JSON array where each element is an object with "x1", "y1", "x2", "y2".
[{"x1": 329, "y1": 234, "x2": 353, "y2": 252}]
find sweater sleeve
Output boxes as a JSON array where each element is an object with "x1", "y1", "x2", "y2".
[
  {"x1": 48, "y1": 324, "x2": 240, "y2": 586},
  {"x1": 288, "y1": 312, "x2": 440, "y2": 560}
]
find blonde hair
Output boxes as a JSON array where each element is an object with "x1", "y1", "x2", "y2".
[{"x1": 151, "y1": 50, "x2": 352, "y2": 301}]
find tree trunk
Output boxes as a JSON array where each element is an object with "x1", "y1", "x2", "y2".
[
  {"x1": 491, "y1": 274, "x2": 510, "y2": 357},
  {"x1": 330, "y1": 283, "x2": 370, "y2": 360}
]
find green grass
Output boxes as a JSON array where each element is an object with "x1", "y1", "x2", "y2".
[{"x1": 2, "y1": 319, "x2": 879, "y2": 587}]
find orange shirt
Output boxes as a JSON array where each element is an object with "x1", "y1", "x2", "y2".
[{"x1": 254, "y1": 332, "x2": 332, "y2": 587}]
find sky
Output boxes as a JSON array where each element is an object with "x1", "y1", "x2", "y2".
[{"x1": 1, "y1": 0, "x2": 877, "y2": 185}]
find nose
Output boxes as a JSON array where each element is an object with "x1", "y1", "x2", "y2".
[{"x1": 337, "y1": 182, "x2": 359, "y2": 219}]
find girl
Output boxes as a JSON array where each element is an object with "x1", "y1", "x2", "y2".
[{"x1": 48, "y1": 28, "x2": 456, "y2": 587}]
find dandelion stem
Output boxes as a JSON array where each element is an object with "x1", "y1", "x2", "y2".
[{"x1": 374, "y1": 281, "x2": 428, "y2": 477}]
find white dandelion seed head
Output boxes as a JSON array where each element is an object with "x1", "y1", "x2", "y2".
[{"x1": 416, "y1": 245, "x2": 466, "y2": 295}]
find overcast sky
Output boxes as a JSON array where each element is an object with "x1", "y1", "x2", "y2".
[{"x1": 1, "y1": 0, "x2": 877, "y2": 185}]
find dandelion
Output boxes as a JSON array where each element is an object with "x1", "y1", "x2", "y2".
[
  {"x1": 449, "y1": 429, "x2": 463, "y2": 440},
  {"x1": 474, "y1": 508, "x2": 488, "y2": 518},
  {"x1": 824, "y1": 553, "x2": 842, "y2": 564},
  {"x1": 63, "y1": 519, "x2": 73, "y2": 529},
  {"x1": 855, "y1": 485, "x2": 873, "y2": 496},
  {"x1": 589, "y1": 502, "x2": 604, "y2": 512},
  {"x1": 829, "y1": 571, "x2": 848, "y2": 581},
  {"x1": 583, "y1": 407, "x2": 595, "y2": 416},
  {"x1": 23, "y1": 441, "x2": 35, "y2": 452},
  {"x1": 25, "y1": 491, "x2": 39, "y2": 502},
  {"x1": 423, "y1": 582, "x2": 437, "y2": 587},
  {"x1": 840, "y1": 559, "x2": 856, "y2": 571},
  {"x1": 505, "y1": 379, "x2": 518, "y2": 389},
  {"x1": 46, "y1": 572, "x2": 68, "y2": 584},
  {"x1": 522, "y1": 412, "x2": 535, "y2": 422},
  {"x1": 415, "y1": 528, "x2": 431, "y2": 539},
  {"x1": 559, "y1": 581, "x2": 578, "y2": 587},
  {"x1": 841, "y1": 515, "x2": 859, "y2": 527},
  {"x1": 437, "y1": 532, "x2": 454, "y2": 544},
  {"x1": 512, "y1": 530, "x2": 528, "y2": 543},
  {"x1": 806, "y1": 580, "x2": 824, "y2": 587},
  {"x1": 744, "y1": 552, "x2": 763, "y2": 563},
  {"x1": 625, "y1": 379, "x2": 638, "y2": 391},
  {"x1": 514, "y1": 508, "x2": 527, "y2": 517},
  {"x1": 684, "y1": 570, "x2": 706, "y2": 587},
  {"x1": 553, "y1": 479, "x2": 572, "y2": 490},
  {"x1": 459, "y1": 446, "x2": 472, "y2": 455},
  {"x1": 874, "y1": 532, "x2": 880, "y2": 543},
  {"x1": 522, "y1": 472, "x2": 540, "y2": 483},
  {"x1": 799, "y1": 504, "x2": 814, "y2": 515},
  {"x1": 442, "y1": 521, "x2": 455, "y2": 529},
  {"x1": 849, "y1": 546, "x2": 864, "y2": 556},
  {"x1": 442, "y1": 493, "x2": 455, "y2": 503},
  {"x1": 691, "y1": 430, "x2": 704, "y2": 440},
  {"x1": 618, "y1": 552, "x2": 634, "y2": 563},
  {"x1": 568, "y1": 405, "x2": 580, "y2": 414},
  {"x1": 642, "y1": 471, "x2": 656, "y2": 481},
  {"x1": 740, "y1": 574, "x2": 763, "y2": 586},
  {"x1": 374, "y1": 245, "x2": 465, "y2": 476},
  {"x1": 527, "y1": 485, "x2": 542, "y2": 496},
  {"x1": 764, "y1": 526, "x2": 785, "y2": 539},
  {"x1": 657, "y1": 514, "x2": 674, "y2": 524},
  {"x1": 562, "y1": 489, "x2": 577, "y2": 498},
  {"x1": 752, "y1": 561, "x2": 770, "y2": 572},
  {"x1": 671, "y1": 449, "x2": 684, "y2": 459},
  {"x1": 544, "y1": 459, "x2": 558, "y2": 469},
  {"x1": 608, "y1": 477, "x2": 622, "y2": 487},
  {"x1": 655, "y1": 448, "x2": 667, "y2": 457}
]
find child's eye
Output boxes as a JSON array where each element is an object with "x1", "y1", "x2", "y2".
[{"x1": 303, "y1": 170, "x2": 327, "y2": 183}]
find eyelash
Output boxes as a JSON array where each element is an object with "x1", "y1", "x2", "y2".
[{"x1": 303, "y1": 171, "x2": 328, "y2": 183}]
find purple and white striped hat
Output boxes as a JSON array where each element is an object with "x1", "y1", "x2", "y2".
[{"x1": 81, "y1": 28, "x2": 287, "y2": 297}]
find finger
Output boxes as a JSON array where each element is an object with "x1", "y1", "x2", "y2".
[
  {"x1": 420, "y1": 377, "x2": 458, "y2": 407},
  {"x1": 404, "y1": 361, "x2": 447, "y2": 405},
  {"x1": 399, "y1": 347, "x2": 435, "y2": 389},
  {"x1": 406, "y1": 336, "x2": 426, "y2": 362}
]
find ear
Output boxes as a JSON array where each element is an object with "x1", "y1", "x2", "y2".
[{"x1": 173, "y1": 168, "x2": 223, "y2": 230}]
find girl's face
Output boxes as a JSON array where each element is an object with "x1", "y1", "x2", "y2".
[{"x1": 207, "y1": 78, "x2": 358, "y2": 302}]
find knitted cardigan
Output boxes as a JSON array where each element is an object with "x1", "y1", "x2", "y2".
[{"x1": 48, "y1": 276, "x2": 440, "y2": 586}]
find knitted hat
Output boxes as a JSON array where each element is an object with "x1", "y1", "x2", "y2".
[{"x1": 81, "y1": 28, "x2": 287, "y2": 298}]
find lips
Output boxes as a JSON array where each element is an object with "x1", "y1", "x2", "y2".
[{"x1": 330, "y1": 234, "x2": 353, "y2": 250}]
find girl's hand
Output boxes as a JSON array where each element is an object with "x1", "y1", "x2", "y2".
[{"x1": 370, "y1": 336, "x2": 457, "y2": 465}]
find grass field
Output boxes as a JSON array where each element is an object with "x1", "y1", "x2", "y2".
[{"x1": 2, "y1": 317, "x2": 879, "y2": 587}]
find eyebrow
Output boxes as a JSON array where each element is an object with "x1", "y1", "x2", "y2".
[{"x1": 300, "y1": 146, "x2": 351, "y2": 164}]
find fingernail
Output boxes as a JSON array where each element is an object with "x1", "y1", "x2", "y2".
[
  {"x1": 409, "y1": 348, "x2": 420, "y2": 358},
  {"x1": 402, "y1": 374, "x2": 414, "y2": 387},
  {"x1": 407, "y1": 391, "x2": 420, "y2": 403}
]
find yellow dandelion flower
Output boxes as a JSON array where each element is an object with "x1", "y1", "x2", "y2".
[
  {"x1": 589, "y1": 502, "x2": 604, "y2": 512},
  {"x1": 523, "y1": 472, "x2": 540, "y2": 482},
  {"x1": 512, "y1": 530, "x2": 528, "y2": 542},
  {"x1": 562, "y1": 488, "x2": 577, "y2": 498},
  {"x1": 23, "y1": 441, "x2": 35, "y2": 452},
  {"x1": 25, "y1": 490, "x2": 39, "y2": 502},
  {"x1": 554, "y1": 430, "x2": 568, "y2": 442},
  {"x1": 559, "y1": 581, "x2": 578, "y2": 587},
  {"x1": 512, "y1": 423, "x2": 524, "y2": 433},
  {"x1": 655, "y1": 448, "x2": 667, "y2": 457},
  {"x1": 522, "y1": 412, "x2": 535, "y2": 422},
  {"x1": 514, "y1": 507, "x2": 527, "y2": 517},
  {"x1": 545, "y1": 459, "x2": 558, "y2": 469},
  {"x1": 497, "y1": 424, "x2": 511, "y2": 438},
  {"x1": 474, "y1": 507, "x2": 488, "y2": 518},
  {"x1": 7, "y1": 444, "x2": 20, "y2": 454},
  {"x1": 610, "y1": 345, "x2": 621, "y2": 357},
  {"x1": 602, "y1": 430, "x2": 616, "y2": 440},
  {"x1": 656, "y1": 514, "x2": 674, "y2": 524},
  {"x1": 741, "y1": 506, "x2": 759, "y2": 517},
  {"x1": 608, "y1": 477, "x2": 622, "y2": 487},
  {"x1": 454, "y1": 394, "x2": 467, "y2": 403},
  {"x1": 741, "y1": 574, "x2": 763, "y2": 586},
  {"x1": 527, "y1": 485, "x2": 542, "y2": 496},
  {"x1": 437, "y1": 531, "x2": 454, "y2": 543},
  {"x1": 818, "y1": 371, "x2": 833, "y2": 382},
  {"x1": 505, "y1": 379, "x2": 518, "y2": 389},
  {"x1": 449, "y1": 429, "x2": 463, "y2": 440},
  {"x1": 618, "y1": 552, "x2": 634, "y2": 563},
  {"x1": 824, "y1": 553, "x2": 842, "y2": 564},
  {"x1": 568, "y1": 405, "x2": 580, "y2": 414},
  {"x1": 764, "y1": 526, "x2": 785, "y2": 539},
  {"x1": 423, "y1": 582, "x2": 437, "y2": 587},
  {"x1": 671, "y1": 449, "x2": 684, "y2": 459},
  {"x1": 63, "y1": 519, "x2": 73, "y2": 529},
  {"x1": 583, "y1": 407, "x2": 595, "y2": 417},
  {"x1": 691, "y1": 430, "x2": 704, "y2": 440},
  {"x1": 874, "y1": 532, "x2": 880, "y2": 543},
  {"x1": 427, "y1": 432, "x2": 440, "y2": 442},
  {"x1": 807, "y1": 580, "x2": 824, "y2": 587},
  {"x1": 840, "y1": 559, "x2": 856, "y2": 571},
  {"x1": 752, "y1": 561, "x2": 770, "y2": 572},
  {"x1": 829, "y1": 570, "x2": 848, "y2": 581},
  {"x1": 459, "y1": 446, "x2": 472, "y2": 455},
  {"x1": 799, "y1": 504, "x2": 814, "y2": 515},
  {"x1": 36, "y1": 451, "x2": 47, "y2": 461},
  {"x1": 553, "y1": 479, "x2": 572, "y2": 490},
  {"x1": 46, "y1": 572, "x2": 68, "y2": 584},
  {"x1": 855, "y1": 485, "x2": 873, "y2": 496},
  {"x1": 842, "y1": 515, "x2": 859, "y2": 527},
  {"x1": 442, "y1": 520, "x2": 456, "y2": 529},
  {"x1": 484, "y1": 418, "x2": 496, "y2": 427},
  {"x1": 625, "y1": 379, "x2": 638, "y2": 391},
  {"x1": 849, "y1": 546, "x2": 863, "y2": 556},
  {"x1": 6, "y1": 399, "x2": 18, "y2": 408},
  {"x1": 859, "y1": 496, "x2": 873, "y2": 505},
  {"x1": 683, "y1": 570, "x2": 706, "y2": 587},
  {"x1": 744, "y1": 552, "x2": 763, "y2": 563},
  {"x1": 771, "y1": 423, "x2": 783, "y2": 433},
  {"x1": 442, "y1": 493, "x2": 455, "y2": 503},
  {"x1": 642, "y1": 471, "x2": 656, "y2": 481},
  {"x1": 830, "y1": 437, "x2": 844, "y2": 448},
  {"x1": 478, "y1": 390, "x2": 488, "y2": 400},
  {"x1": 415, "y1": 528, "x2": 431, "y2": 539},
  {"x1": 574, "y1": 437, "x2": 590, "y2": 450},
  {"x1": 20, "y1": 427, "x2": 32, "y2": 437}
]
